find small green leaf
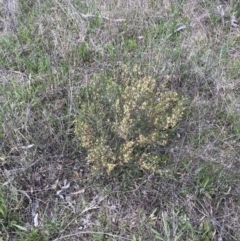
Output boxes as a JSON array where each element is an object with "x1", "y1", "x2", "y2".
[
  {"x1": 11, "y1": 223, "x2": 28, "y2": 231},
  {"x1": 151, "y1": 228, "x2": 165, "y2": 241},
  {"x1": 0, "y1": 206, "x2": 6, "y2": 217}
]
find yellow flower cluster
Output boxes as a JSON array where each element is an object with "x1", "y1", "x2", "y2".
[{"x1": 74, "y1": 65, "x2": 185, "y2": 174}]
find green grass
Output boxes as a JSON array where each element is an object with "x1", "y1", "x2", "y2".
[{"x1": 1, "y1": 0, "x2": 240, "y2": 240}]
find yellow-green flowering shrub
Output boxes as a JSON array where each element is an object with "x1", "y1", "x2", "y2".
[{"x1": 74, "y1": 65, "x2": 185, "y2": 173}]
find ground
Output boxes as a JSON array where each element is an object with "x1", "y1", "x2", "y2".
[{"x1": 0, "y1": 0, "x2": 240, "y2": 240}]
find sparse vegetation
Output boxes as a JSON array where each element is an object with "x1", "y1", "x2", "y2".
[{"x1": 1, "y1": 0, "x2": 240, "y2": 240}]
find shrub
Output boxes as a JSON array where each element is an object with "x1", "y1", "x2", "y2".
[{"x1": 74, "y1": 65, "x2": 185, "y2": 174}]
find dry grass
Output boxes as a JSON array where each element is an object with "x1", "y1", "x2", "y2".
[{"x1": 1, "y1": 0, "x2": 240, "y2": 240}]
